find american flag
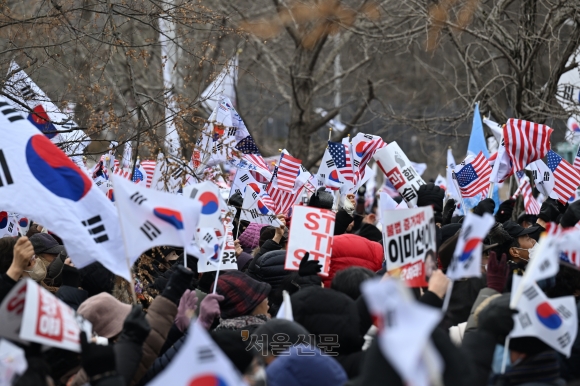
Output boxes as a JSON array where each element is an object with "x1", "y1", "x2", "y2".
[
  {"x1": 112, "y1": 166, "x2": 130, "y2": 180},
  {"x1": 455, "y1": 152, "x2": 492, "y2": 197},
  {"x1": 235, "y1": 135, "x2": 270, "y2": 176},
  {"x1": 511, "y1": 171, "x2": 540, "y2": 214},
  {"x1": 275, "y1": 153, "x2": 302, "y2": 191},
  {"x1": 140, "y1": 159, "x2": 156, "y2": 188},
  {"x1": 546, "y1": 150, "x2": 580, "y2": 204},
  {"x1": 573, "y1": 146, "x2": 580, "y2": 172},
  {"x1": 328, "y1": 141, "x2": 354, "y2": 183},
  {"x1": 503, "y1": 119, "x2": 553, "y2": 172},
  {"x1": 267, "y1": 183, "x2": 302, "y2": 215},
  {"x1": 132, "y1": 167, "x2": 144, "y2": 184}
]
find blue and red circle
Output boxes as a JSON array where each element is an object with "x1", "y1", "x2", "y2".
[
  {"x1": 355, "y1": 141, "x2": 367, "y2": 158},
  {"x1": 536, "y1": 302, "x2": 562, "y2": 330},
  {"x1": 0, "y1": 212, "x2": 8, "y2": 229},
  {"x1": 188, "y1": 374, "x2": 228, "y2": 386},
  {"x1": 28, "y1": 105, "x2": 58, "y2": 139},
  {"x1": 198, "y1": 192, "x2": 219, "y2": 215},
  {"x1": 329, "y1": 170, "x2": 340, "y2": 183},
  {"x1": 154, "y1": 208, "x2": 184, "y2": 230},
  {"x1": 459, "y1": 238, "x2": 481, "y2": 262},
  {"x1": 257, "y1": 201, "x2": 269, "y2": 215},
  {"x1": 26, "y1": 135, "x2": 92, "y2": 201}
]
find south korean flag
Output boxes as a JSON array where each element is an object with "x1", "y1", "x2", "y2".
[{"x1": 510, "y1": 277, "x2": 578, "y2": 357}]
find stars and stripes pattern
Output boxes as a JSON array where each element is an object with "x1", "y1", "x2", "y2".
[
  {"x1": 546, "y1": 150, "x2": 580, "y2": 204},
  {"x1": 573, "y1": 146, "x2": 580, "y2": 172},
  {"x1": 267, "y1": 183, "x2": 301, "y2": 215},
  {"x1": 275, "y1": 153, "x2": 302, "y2": 191},
  {"x1": 455, "y1": 151, "x2": 492, "y2": 197},
  {"x1": 351, "y1": 133, "x2": 386, "y2": 171},
  {"x1": 503, "y1": 119, "x2": 553, "y2": 172},
  {"x1": 235, "y1": 135, "x2": 270, "y2": 176},
  {"x1": 328, "y1": 141, "x2": 354, "y2": 183},
  {"x1": 511, "y1": 171, "x2": 541, "y2": 215},
  {"x1": 140, "y1": 160, "x2": 156, "y2": 188}
]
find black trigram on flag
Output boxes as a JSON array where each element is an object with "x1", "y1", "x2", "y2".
[
  {"x1": 353, "y1": 159, "x2": 360, "y2": 167},
  {"x1": 0, "y1": 102, "x2": 24, "y2": 122},
  {"x1": 197, "y1": 346, "x2": 215, "y2": 363},
  {"x1": 140, "y1": 220, "x2": 161, "y2": 241},
  {"x1": 326, "y1": 159, "x2": 335, "y2": 168},
  {"x1": 130, "y1": 192, "x2": 147, "y2": 205},
  {"x1": 563, "y1": 85, "x2": 574, "y2": 101},
  {"x1": 523, "y1": 286, "x2": 539, "y2": 301},
  {"x1": 227, "y1": 127, "x2": 237, "y2": 136},
  {"x1": 19, "y1": 84, "x2": 35, "y2": 100},
  {"x1": 189, "y1": 188, "x2": 198, "y2": 199},
  {"x1": 82, "y1": 215, "x2": 109, "y2": 243},
  {"x1": 251, "y1": 191, "x2": 258, "y2": 200},
  {"x1": 0, "y1": 150, "x2": 14, "y2": 187},
  {"x1": 249, "y1": 208, "x2": 259, "y2": 219},
  {"x1": 240, "y1": 174, "x2": 249, "y2": 183},
  {"x1": 203, "y1": 233, "x2": 214, "y2": 243}
]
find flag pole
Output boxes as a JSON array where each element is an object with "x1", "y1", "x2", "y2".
[
  {"x1": 451, "y1": 171, "x2": 466, "y2": 211},
  {"x1": 441, "y1": 281, "x2": 454, "y2": 313},
  {"x1": 501, "y1": 336, "x2": 511, "y2": 373},
  {"x1": 212, "y1": 237, "x2": 225, "y2": 294},
  {"x1": 487, "y1": 182, "x2": 495, "y2": 198},
  {"x1": 328, "y1": 127, "x2": 333, "y2": 142},
  {"x1": 110, "y1": 176, "x2": 138, "y2": 305}
]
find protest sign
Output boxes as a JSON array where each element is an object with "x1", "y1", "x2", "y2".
[
  {"x1": 284, "y1": 206, "x2": 335, "y2": 276},
  {"x1": 373, "y1": 142, "x2": 426, "y2": 207},
  {"x1": 381, "y1": 207, "x2": 436, "y2": 287},
  {"x1": 0, "y1": 280, "x2": 91, "y2": 352},
  {"x1": 198, "y1": 217, "x2": 238, "y2": 273}
]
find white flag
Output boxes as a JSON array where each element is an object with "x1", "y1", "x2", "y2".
[
  {"x1": 200, "y1": 56, "x2": 238, "y2": 113},
  {"x1": 13, "y1": 213, "x2": 30, "y2": 236},
  {"x1": 151, "y1": 153, "x2": 185, "y2": 193},
  {"x1": 183, "y1": 181, "x2": 227, "y2": 230},
  {"x1": 122, "y1": 142, "x2": 132, "y2": 169},
  {"x1": 112, "y1": 175, "x2": 202, "y2": 265},
  {"x1": 483, "y1": 117, "x2": 503, "y2": 143},
  {"x1": 362, "y1": 278, "x2": 443, "y2": 386},
  {"x1": 316, "y1": 148, "x2": 343, "y2": 189},
  {"x1": 434, "y1": 174, "x2": 446, "y2": 189},
  {"x1": 490, "y1": 140, "x2": 513, "y2": 183},
  {"x1": 446, "y1": 148, "x2": 460, "y2": 200},
  {"x1": 0, "y1": 99, "x2": 128, "y2": 280},
  {"x1": 0, "y1": 212, "x2": 18, "y2": 238},
  {"x1": 510, "y1": 279, "x2": 578, "y2": 357},
  {"x1": 3, "y1": 61, "x2": 90, "y2": 155},
  {"x1": 447, "y1": 212, "x2": 495, "y2": 280},
  {"x1": 141, "y1": 321, "x2": 246, "y2": 386},
  {"x1": 276, "y1": 290, "x2": 294, "y2": 321},
  {"x1": 529, "y1": 160, "x2": 557, "y2": 199},
  {"x1": 240, "y1": 190, "x2": 282, "y2": 227}
]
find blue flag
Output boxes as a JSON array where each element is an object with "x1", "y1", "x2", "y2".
[{"x1": 467, "y1": 103, "x2": 489, "y2": 158}]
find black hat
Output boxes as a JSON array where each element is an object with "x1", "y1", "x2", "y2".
[
  {"x1": 30, "y1": 233, "x2": 65, "y2": 255},
  {"x1": 502, "y1": 221, "x2": 536, "y2": 239},
  {"x1": 308, "y1": 188, "x2": 334, "y2": 210}
]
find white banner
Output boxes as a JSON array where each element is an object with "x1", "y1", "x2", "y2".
[
  {"x1": 381, "y1": 207, "x2": 436, "y2": 287},
  {"x1": 373, "y1": 142, "x2": 426, "y2": 207},
  {"x1": 284, "y1": 206, "x2": 335, "y2": 276},
  {"x1": 198, "y1": 218, "x2": 238, "y2": 273},
  {"x1": 0, "y1": 280, "x2": 91, "y2": 352}
]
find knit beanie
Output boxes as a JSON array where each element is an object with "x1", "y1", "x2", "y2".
[
  {"x1": 238, "y1": 223, "x2": 267, "y2": 250},
  {"x1": 213, "y1": 271, "x2": 271, "y2": 319},
  {"x1": 77, "y1": 293, "x2": 131, "y2": 338}
]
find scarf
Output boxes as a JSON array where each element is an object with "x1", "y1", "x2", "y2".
[
  {"x1": 498, "y1": 351, "x2": 562, "y2": 385},
  {"x1": 214, "y1": 314, "x2": 269, "y2": 331}
]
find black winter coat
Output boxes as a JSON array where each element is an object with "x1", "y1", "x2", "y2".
[{"x1": 246, "y1": 250, "x2": 289, "y2": 292}]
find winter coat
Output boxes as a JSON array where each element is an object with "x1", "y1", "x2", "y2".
[
  {"x1": 355, "y1": 223, "x2": 383, "y2": 243},
  {"x1": 323, "y1": 234, "x2": 383, "y2": 287},
  {"x1": 247, "y1": 250, "x2": 289, "y2": 291},
  {"x1": 55, "y1": 285, "x2": 88, "y2": 311},
  {"x1": 253, "y1": 239, "x2": 283, "y2": 260},
  {"x1": 441, "y1": 277, "x2": 486, "y2": 329},
  {"x1": 70, "y1": 295, "x2": 177, "y2": 386},
  {"x1": 0, "y1": 273, "x2": 17, "y2": 303}
]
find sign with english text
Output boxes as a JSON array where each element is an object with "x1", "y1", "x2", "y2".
[
  {"x1": 381, "y1": 207, "x2": 436, "y2": 287},
  {"x1": 284, "y1": 206, "x2": 335, "y2": 276}
]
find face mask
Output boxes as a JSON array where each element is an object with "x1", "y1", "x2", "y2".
[
  {"x1": 24, "y1": 257, "x2": 47, "y2": 282},
  {"x1": 527, "y1": 243, "x2": 539, "y2": 259}
]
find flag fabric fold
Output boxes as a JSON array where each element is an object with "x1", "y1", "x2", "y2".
[
  {"x1": 503, "y1": 119, "x2": 553, "y2": 172},
  {"x1": 454, "y1": 152, "x2": 492, "y2": 198}
]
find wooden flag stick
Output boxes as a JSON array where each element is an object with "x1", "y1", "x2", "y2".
[{"x1": 328, "y1": 127, "x2": 333, "y2": 141}]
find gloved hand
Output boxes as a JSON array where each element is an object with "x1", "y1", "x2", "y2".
[
  {"x1": 80, "y1": 331, "x2": 116, "y2": 379},
  {"x1": 417, "y1": 183, "x2": 445, "y2": 213},
  {"x1": 495, "y1": 199, "x2": 515, "y2": 223},
  {"x1": 298, "y1": 252, "x2": 322, "y2": 277},
  {"x1": 486, "y1": 252, "x2": 508, "y2": 293},
  {"x1": 161, "y1": 265, "x2": 194, "y2": 306},
  {"x1": 538, "y1": 198, "x2": 560, "y2": 222},
  {"x1": 477, "y1": 294, "x2": 517, "y2": 338},
  {"x1": 442, "y1": 198, "x2": 456, "y2": 225},
  {"x1": 175, "y1": 289, "x2": 198, "y2": 332},
  {"x1": 560, "y1": 201, "x2": 580, "y2": 228},
  {"x1": 119, "y1": 305, "x2": 150, "y2": 344},
  {"x1": 473, "y1": 198, "x2": 495, "y2": 216},
  {"x1": 198, "y1": 293, "x2": 224, "y2": 330}
]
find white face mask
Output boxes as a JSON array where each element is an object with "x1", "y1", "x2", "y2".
[{"x1": 527, "y1": 243, "x2": 539, "y2": 259}]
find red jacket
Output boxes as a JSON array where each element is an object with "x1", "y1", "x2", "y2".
[{"x1": 323, "y1": 234, "x2": 384, "y2": 287}]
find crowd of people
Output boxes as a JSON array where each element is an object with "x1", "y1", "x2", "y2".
[{"x1": 1, "y1": 181, "x2": 580, "y2": 386}]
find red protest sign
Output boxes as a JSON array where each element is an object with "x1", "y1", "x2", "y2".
[{"x1": 284, "y1": 206, "x2": 335, "y2": 276}]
